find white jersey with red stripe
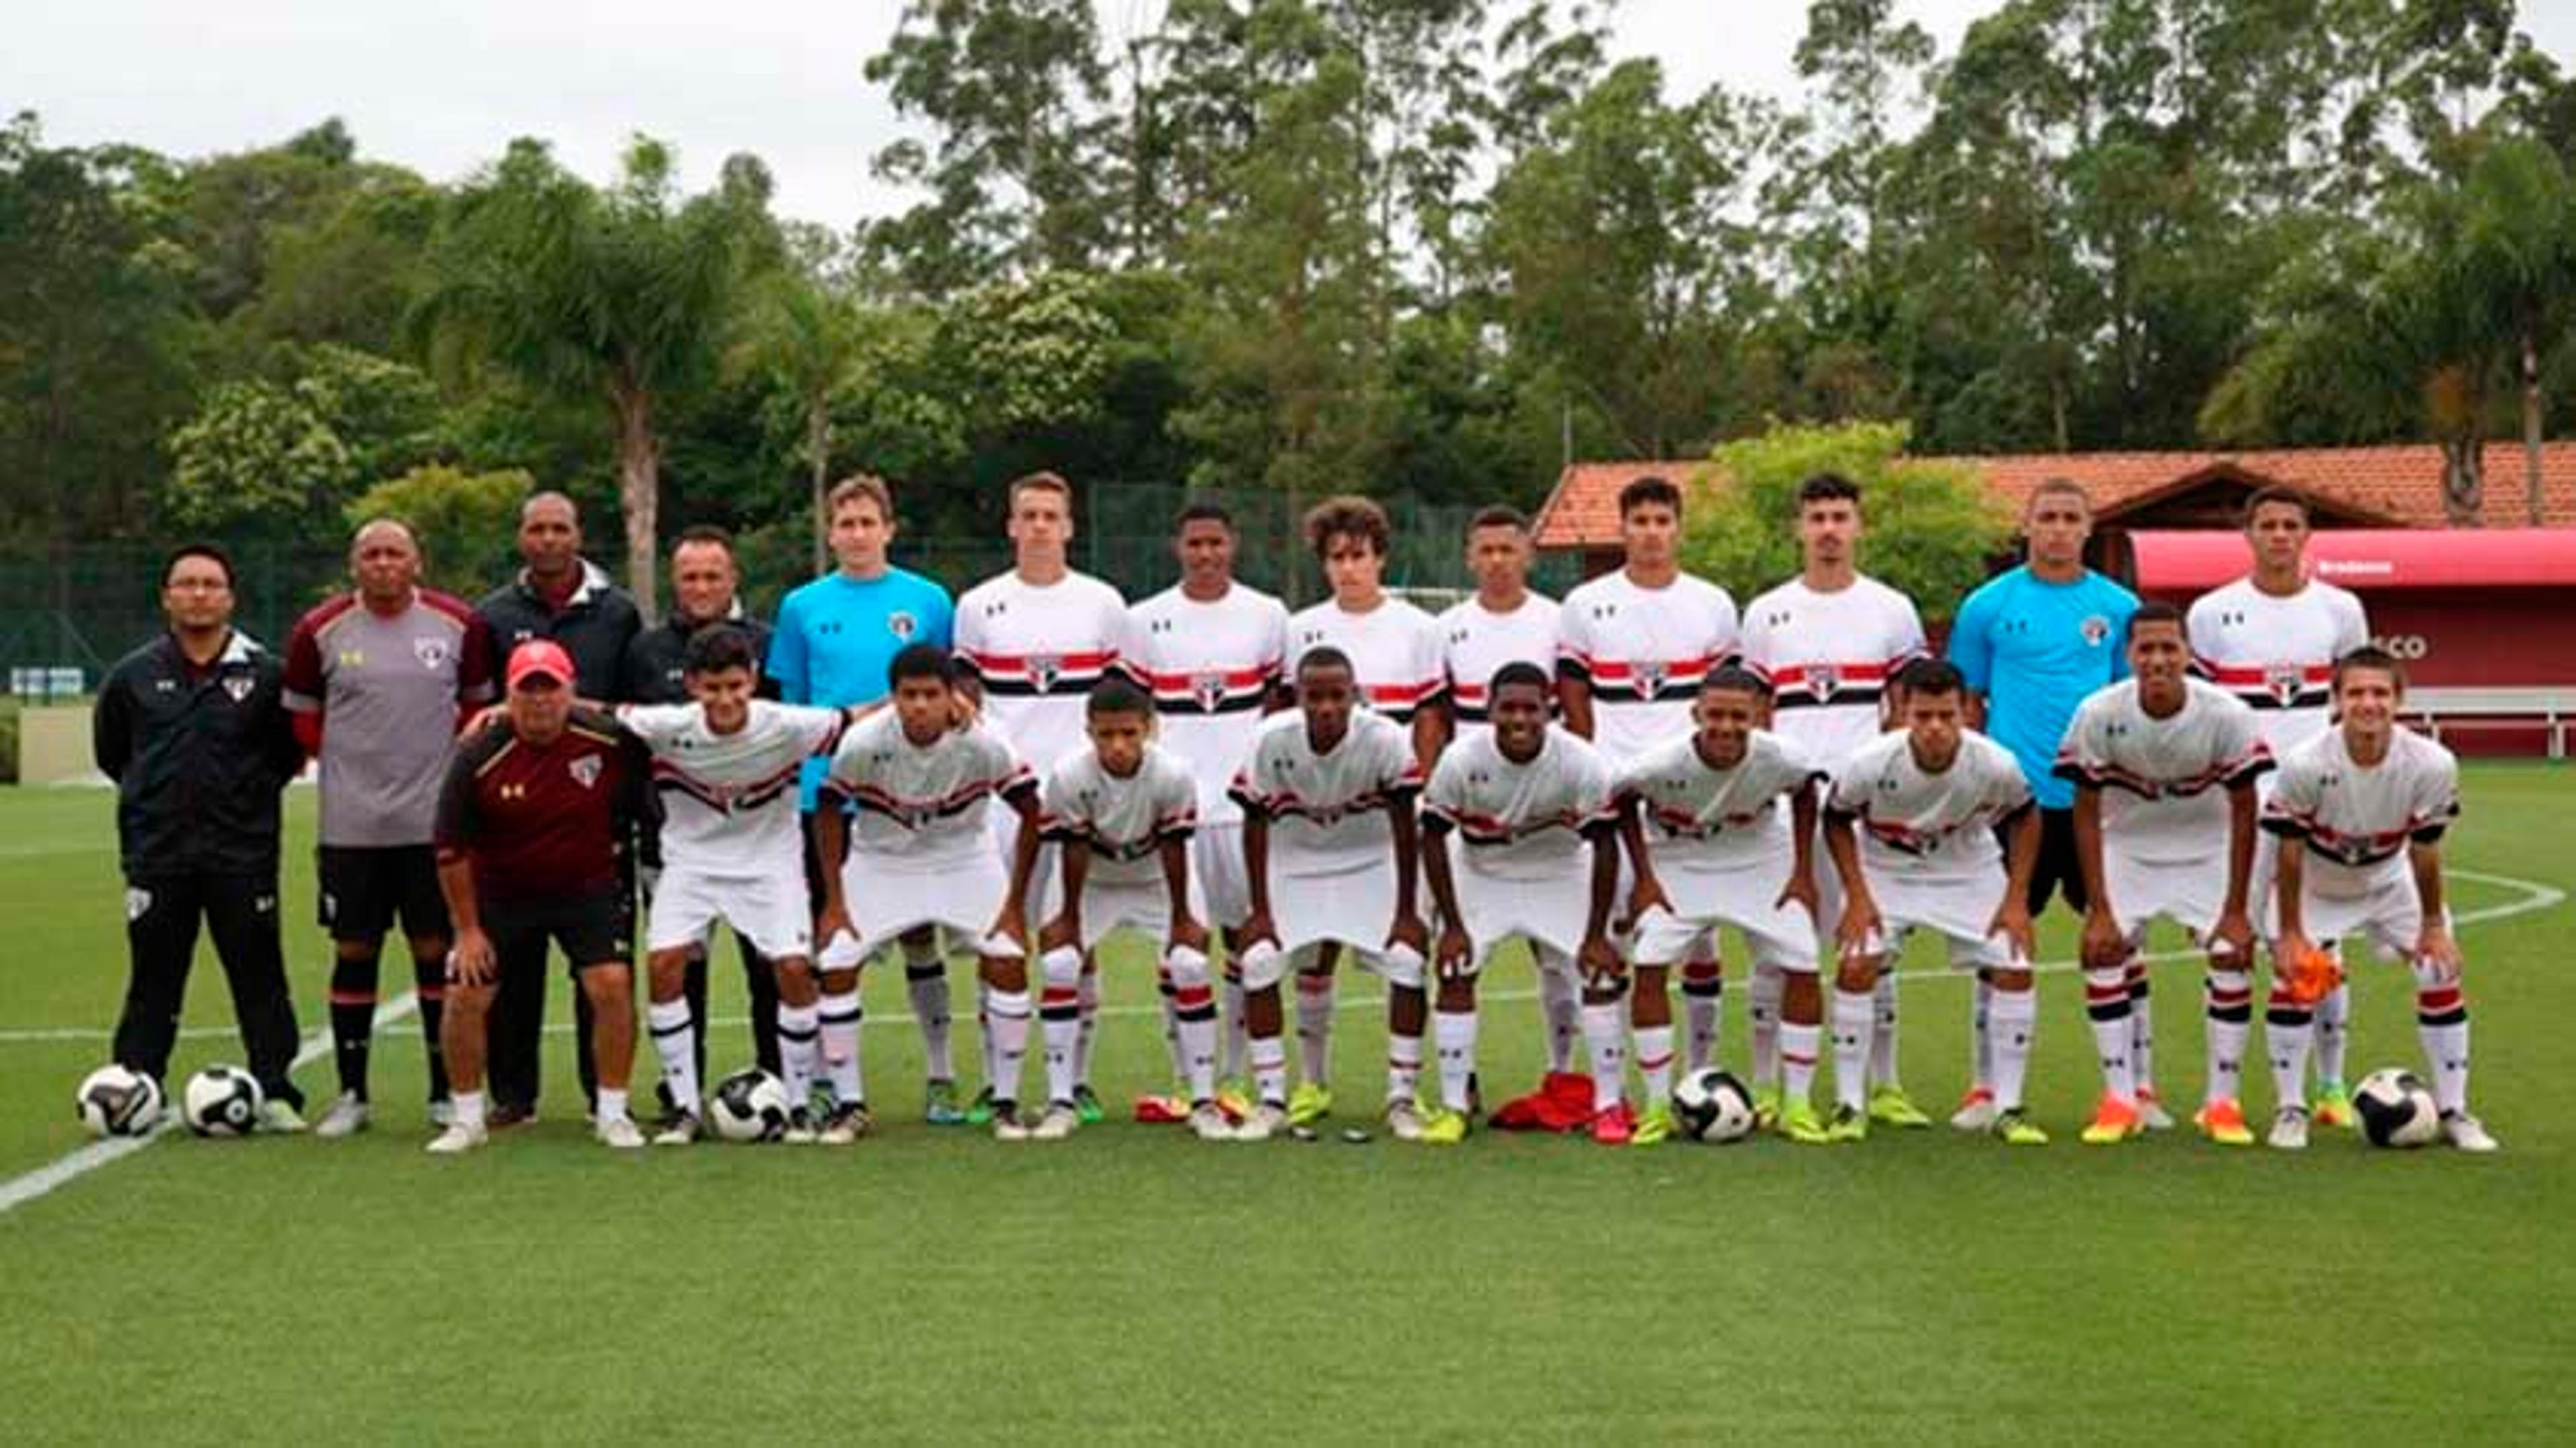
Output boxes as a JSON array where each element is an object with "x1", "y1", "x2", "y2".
[
  {"x1": 2052, "y1": 678, "x2": 2272, "y2": 866},
  {"x1": 1437, "y1": 592, "x2": 1561, "y2": 746},
  {"x1": 955, "y1": 568, "x2": 1128, "y2": 777},
  {"x1": 1738, "y1": 574, "x2": 1926, "y2": 769},
  {"x1": 2261, "y1": 726, "x2": 2458, "y2": 899},
  {"x1": 1424, "y1": 727, "x2": 1616, "y2": 883},
  {"x1": 1230, "y1": 709, "x2": 1423, "y2": 878},
  {"x1": 1287, "y1": 596, "x2": 1446, "y2": 725},
  {"x1": 1124, "y1": 582, "x2": 1288, "y2": 824},
  {"x1": 617, "y1": 701, "x2": 846, "y2": 874},
  {"x1": 1038, "y1": 742, "x2": 1200, "y2": 890},
  {"x1": 2186, "y1": 576, "x2": 2369, "y2": 755},
  {"x1": 820, "y1": 710, "x2": 1034, "y2": 868},
  {"x1": 1617, "y1": 729, "x2": 1823, "y2": 874},
  {"x1": 1827, "y1": 729, "x2": 2033, "y2": 883},
  {"x1": 1558, "y1": 569, "x2": 1739, "y2": 762}
]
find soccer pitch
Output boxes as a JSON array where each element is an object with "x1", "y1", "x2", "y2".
[{"x1": 3, "y1": 770, "x2": 2571, "y2": 1443}]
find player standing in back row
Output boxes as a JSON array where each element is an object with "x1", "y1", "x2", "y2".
[
  {"x1": 1736, "y1": 472, "x2": 1929, "y2": 1131},
  {"x1": 2188, "y1": 486, "x2": 2371, "y2": 1130},
  {"x1": 1558, "y1": 474, "x2": 1738, "y2": 1143}
]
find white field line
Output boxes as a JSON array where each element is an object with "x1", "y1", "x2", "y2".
[{"x1": 0, "y1": 993, "x2": 417, "y2": 1216}]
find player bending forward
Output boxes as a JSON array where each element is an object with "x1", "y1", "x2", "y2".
[
  {"x1": 1617, "y1": 667, "x2": 1830, "y2": 1145},
  {"x1": 1823, "y1": 662, "x2": 2045, "y2": 1145},
  {"x1": 1232, "y1": 648, "x2": 1432, "y2": 1142},
  {"x1": 814, "y1": 645, "x2": 1044, "y2": 1140},
  {"x1": 1419, "y1": 664, "x2": 1623, "y2": 1145},
  {"x1": 2056, "y1": 603, "x2": 2271, "y2": 1146},
  {"x1": 1022, "y1": 679, "x2": 1228, "y2": 1141},
  {"x1": 2259, "y1": 646, "x2": 2496, "y2": 1153}
]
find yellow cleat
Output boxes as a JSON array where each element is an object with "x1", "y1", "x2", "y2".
[
  {"x1": 1868, "y1": 1084, "x2": 1933, "y2": 1129},
  {"x1": 2080, "y1": 1093, "x2": 2144, "y2": 1146},
  {"x1": 1778, "y1": 1098, "x2": 1831, "y2": 1145},
  {"x1": 1417, "y1": 1106, "x2": 1468, "y2": 1145},
  {"x1": 1629, "y1": 1104, "x2": 1676, "y2": 1147},
  {"x1": 1286, "y1": 1082, "x2": 1334, "y2": 1127},
  {"x1": 1751, "y1": 1084, "x2": 1782, "y2": 1131},
  {"x1": 1992, "y1": 1109, "x2": 2049, "y2": 1147},
  {"x1": 2194, "y1": 1098, "x2": 2256, "y2": 1147}
]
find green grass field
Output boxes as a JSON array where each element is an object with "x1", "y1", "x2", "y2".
[{"x1": 4, "y1": 769, "x2": 2573, "y2": 1443}]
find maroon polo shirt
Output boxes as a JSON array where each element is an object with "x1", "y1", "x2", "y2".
[{"x1": 434, "y1": 707, "x2": 647, "y2": 902}]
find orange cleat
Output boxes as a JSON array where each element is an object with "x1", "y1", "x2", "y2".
[
  {"x1": 2080, "y1": 1093, "x2": 2144, "y2": 1145},
  {"x1": 2194, "y1": 1098, "x2": 2255, "y2": 1147}
]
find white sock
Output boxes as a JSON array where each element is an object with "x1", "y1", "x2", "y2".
[
  {"x1": 1779, "y1": 1020, "x2": 1821, "y2": 1107},
  {"x1": 1540, "y1": 967, "x2": 1580, "y2": 1074},
  {"x1": 2265, "y1": 983, "x2": 2314, "y2": 1112},
  {"x1": 1434, "y1": 1009, "x2": 1479, "y2": 1113},
  {"x1": 1073, "y1": 967, "x2": 1102, "y2": 1090},
  {"x1": 2411, "y1": 962, "x2": 2471, "y2": 1116},
  {"x1": 985, "y1": 988, "x2": 1030, "y2": 1107},
  {"x1": 1988, "y1": 988, "x2": 2037, "y2": 1113},
  {"x1": 1686, "y1": 966, "x2": 1727, "y2": 1076},
  {"x1": 1040, "y1": 947, "x2": 1082, "y2": 1105},
  {"x1": 2204, "y1": 968, "x2": 2253, "y2": 1106},
  {"x1": 2314, "y1": 980, "x2": 2351, "y2": 1086},
  {"x1": 453, "y1": 1088, "x2": 487, "y2": 1131},
  {"x1": 1250, "y1": 1033, "x2": 1289, "y2": 1106},
  {"x1": 1831, "y1": 987, "x2": 1873, "y2": 1113},
  {"x1": 2126, "y1": 959, "x2": 2157, "y2": 1096},
  {"x1": 1222, "y1": 964, "x2": 1250, "y2": 1080},
  {"x1": 1743, "y1": 966, "x2": 1779, "y2": 1083},
  {"x1": 1387, "y1": 1029, "x2": 1424, "y2": 1106},
  {"x1": 1169, "y1": 966, "x2": 1218, "y2": 1102},
  {"x1": 1634, "y1": 1023, "x2": 1676, "y2": 1109},
  {"x1": 820, "y1": 988, "x2": 863, "y2": 1106},
  {"x1": 1295, "y1": 970, "x2": 1336, "y2": 1085},
  {"x1": 1970, "y1": 973, "x2": 1994, "y2": 1091},
  {"x1": 777, "y1": 1002, "x2": 820, "y2": 1107},
  {"x1": 1870, "y1": 970, "x2": 1902, "y2": 1087},
  {"x1": 2083, "y1": 966, "x2": 2137, "y2": 1101},
  {"x1": 904, "y1": 947, "x2": 954, "y2": 1084},
  {"x1": 596, "y1": 1086, "x2": 628, "y2": 1123},
  {"x1": 647, "y1": 998, "x2": 702, "y2": 1116},
  {"x1": 1581, "y1": 1000, "x2": 1625, "y2": 1113}
]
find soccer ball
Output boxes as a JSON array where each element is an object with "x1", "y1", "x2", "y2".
[
  {"x1": 2353, "y1": 1068, "x2": 2440, "y2": 1148},
  {"x1": 1671, "y1": 1067, "x2": 1757, "y2": 1143},
  {"x1": 75, "y1": 1065, "x2": 164, "y2": 1139},
  {"x1": 708, "y1": 1069, "x2": 793, "y2": 1142},
  {"x1": 182, "y1": 1065, "x2": 264, "y2": 1137}
]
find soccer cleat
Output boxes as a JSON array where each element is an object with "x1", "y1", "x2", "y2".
[
  {"x1": 817, "y1": 1102, "x2": 874, "y2": 1146},
  {"x1": 2267, "y1": 1105, "x2": 2310, "y2": 1151},
  {"x1": 1991, "y1": 1109, "x2": 2049, "y2": 1147},
  {"x1": 1132, "y1": 1094, "x2": 1191, "y2": 1125},
  {"x1": 1215, "y1": 1079, "x2": 1255, "y2": 1124},
  {"x1": 1589, "y1": 1102, "x2": 1636, "y2": 1146},
  {"x1": 1286, "y1": 1082, "x2": 1334, "y2": 1127},
  {"x1": 595, "y1": 1115, "x2": 647, "y2": 1150},
  {"x1": 2440, "y1": 1112, "x2": 2499, "y2": 1153},
  {"x1": 1031, "y1": 1100, "x2": 1081, "y2": 1141},
  {"x1": 2080, "y1": 1094, "x2": 2144, "y2": 1145},
  {"x1": 782, "y1": 1106, "x2": 819, "y2": 1145},
  {"x1": 2134, "y1": 1086, "x2": 2177, "y2": 1132},
  {"x1": 652, "y1": 1112, "x2": 703, "y2": 1147},
  {"x1": 1826, "y1": 1103, "x2": 1869, "y2": 1143},
  {"x1": 2312, "y1": 1081, "x2": 2356, "y2": 1131},
  {"x1": 256, "y1": 1099, "x2": 307, "y2": 1134},
  {"x1": 1072, "y1": 1084, "x2": 1106, "y2": 1125},
  {"x1": 1383, "y1": 1098, "x2": 1428, "y2": 1143},
  {"x1": 990, "y1": 1101, "x2": 1030, "y2": 1142},
  {"x1": 1751, "y1": 1084, "x2": 1782, "y2": 1131},
  {"x1": 1187, "y1": 1101, "x2": 1234, "y2": 1142},
  {"x1": 1234, "y1": 1102, "x2": 1290, "y2": 1143},
  {"x1": 427, "y1": 1098, "x2": 456, "y2": 1128},
  {"x1": 964, "y1": 1085, "x2": 997, "y2": 1127},
  {"x1": 315, "y1": 1092, "x2": 370, "y2": 1139},
  {"x1": 1629, "y1": 1104, "x2": 1676, "y2": 1148},
  {"x1": 1416, "y1": 1106, "x2": 1468, "y2": 1145},
  {"x1": 1778, "y1": 1098, "x2": 1831, "y2": 1145},
  {"x1": 1948, "y1": 1086, "x2": 1996, "y2": 1133},
  {"x1": 424, "y1": 1121, "x2": 486, "y2": 1155},
  {"x1": 2194, "y1": 1099, "x2": 2255, "y2": 1147},
  {"x1": 1868, "y1": 1084, "x2": 1933, "y2": 1129},
  {"x1": 924, "y1": 1078, "x2": 967, "y2": 1126}
]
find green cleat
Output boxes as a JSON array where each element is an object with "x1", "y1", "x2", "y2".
[
  {"x1": 2312, "y1": 1081, "x2": 2357, "y2": 1131},
  {"x1": 1417, "y1": 1105, "x2": 1468, "y2": 1145},
  {"x1": 963, "y1": 1084, "x2": 997, "y2": 1128},
  {"x1": 1751, "y1": 1084, "x2": 1782, "y2": 1131},
  {"x1": 1072, "y1": 1084, "x2": 1106, "y2": 1125},
  {"x1": 1778, "y1": 1098, "x2": 1831, "y2": 1145},
  {"x1": 1868, "y1": 1083, "x2": 1933, "y2": 1129},
  {"x1": 1286, "y1": 1082, "x2": 1334, "y2": 1127},
  {"x1": 1826, "y1": 1102, "x2": 1869, "y2": 1143},
  {"x1": 924, "y1": 1078, "x2": 967, "y2": 1126},
  {"x1": 1629, "y1": 1104, "x2": 1676, "y2": 1147},
  {"x1": 1992, "y1": 1108, "x2": 2050, "y2": 1147}
]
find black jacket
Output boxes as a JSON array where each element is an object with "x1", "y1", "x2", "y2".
[
  {"x1": 478, "y1": 560, "x2": 643, "y2": 703},
  {"x1": 619, "y1": 608, "x2": 778, "y2": 706},
  {"x1": 94, "y1": 630, "x2": 305, "y2": 880}
]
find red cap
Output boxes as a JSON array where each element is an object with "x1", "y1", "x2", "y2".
[{"x1": 506, "y1": 639, "x2": 576, "y2": 691}]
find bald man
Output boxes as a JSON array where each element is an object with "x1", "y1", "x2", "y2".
[{"x1": 478, "y1": 490, "x2": 643, "y2": 1124}]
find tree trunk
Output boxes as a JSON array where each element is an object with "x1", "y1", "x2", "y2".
[
  {"x1": 2524, "y1": 327, "x2": 2546, "y2": 527},
  {"x1": 2440, "y1": 433, "x2": 2483, "y2": 528},
  {"x1": 808, "y1": 403, "x2": 830, "y2": 578},
  {"x1": 614, "y1": 381, "x2": 661, "y2": 619}
]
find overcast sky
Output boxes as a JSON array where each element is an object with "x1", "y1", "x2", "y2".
[{"x1": 9, "y1": 1, "x2": 2574, "y2": 225}]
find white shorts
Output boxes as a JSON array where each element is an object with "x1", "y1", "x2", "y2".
[
  {"x1": 1240, "y1": 863, "x2": 1421, "y2": 990},
  {"x1": 1195, "y1": 822, "x2": 1252, "y2": 929},
  {"x1": 1452, "y1": 860, "x2": 1588, "y2": 976},
  {"x1": 1860, "y1": 869, "x2": 2015, "y2": 971},
  {"x1": 818, "y1": 852, "x2": 1021, "y2": 971},
  {"x1": 1632, "y1": 865, "x2": 1819, "y2": 974},
  {"x1": 2102, "y1": 849, "x2": 2234, "y2": 947},
  {"x1": 990, "y1": 809, "x2": 1059, "y2": 920},
  {"x1": 649, "y1": 864, "x2": 811, "y2": 962},
  {"x1": 1077, "y1": 875, "x2": 1208, "y2": 953},
  {"x1": 2269, "y1": 878, "x2": 2442, "y2": 963}
]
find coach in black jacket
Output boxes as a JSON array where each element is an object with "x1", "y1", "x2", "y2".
[
  {"x1": 477, "y1": 491, "x2": 642, "y2": 1123},
  {"x1": 93, "y1": 544, "x2": 307, "y2": 1122}
]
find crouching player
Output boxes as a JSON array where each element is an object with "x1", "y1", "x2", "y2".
[
  {"x1": 1420, "y1": 664, "x2": 1622, "y2": 1145},
  {"x1": 814, "y1": 644, "x2": 1044, "y2": 1139},
  {"x1": 1617, "y1": 667, "x2": 1829, "y2": 1145},
  {"x1": 1023, "y1": 678, "x2": 1226, "y2": 1141},
  {"x1": 616, "y1": 626, "x2": 855, "y2": 1144},
  {"x1": 1823, "y1": 661, "x2": 2045, "y2": 1145},
  {"x1": 428, "y1": 641, "x2": 651, "y2": 1152},
  {"x1": 1231, "y1": 648, "x2": 1432, "y2": 1142},
  {"x1": 2056, "y1": 603, "x2": 2271, "y2": 1146},
  {"x1": 2260, "y1": 645, "x2": 2495, "y2": 1152}
]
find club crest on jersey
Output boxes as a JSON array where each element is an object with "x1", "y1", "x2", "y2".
[
  {"x1": 1192, "y1": 671, "x2": 1228, "y2": 711},
  {"x1": 1804, "y1": 663, "x2": 1841, "y2": 703},
  {"x1": 888, "y1": 611, "x2": 918, "y2": 641},
  {"x1": 222, "y1": 675, "x2": 254, "y2": 703},
  {"x1": 569, "y1": 755, "x2": 603, "y2": 790},
  {"x1": 2080, "y1": 615, "x2": 2112, "y2": 647},
  {"x1": 413, "y1": 637, "x2": 451, "y2": 670},
  {"x1": 1028, "y1": 654, "x2": 1062, "y2": 692},
  {"x1": 1635, "y1": 662, "x2": 1667, "y2": 696},
  {"x1": 2265, "y1": 662, "x2": 2305, "y2": 707}
]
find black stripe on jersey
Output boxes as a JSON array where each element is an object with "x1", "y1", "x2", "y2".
[
  {"x1": 1150, "y1": 692, "x2": 1265, "y2": 717},
  {"x1": 2233, "y1": 690, "x2": 2332, "y2": 712},
  {"x1": 1772, "y1": 687, "x2": 1884, "y2": 712},
  {"x1": 979, "y1": 674, "x2": 1112, "y2": 699}
]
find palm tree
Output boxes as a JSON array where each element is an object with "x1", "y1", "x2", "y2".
[{"x1": 735, "y1": 255, "x2": 877, "y2": 575}]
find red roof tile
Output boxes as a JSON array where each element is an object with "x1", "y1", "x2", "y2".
[{"x1": 1533, "y1": 443, "x2": 2576, "y2": 550}]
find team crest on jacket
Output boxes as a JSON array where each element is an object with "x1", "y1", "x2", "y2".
[
  {"x1": 222, "y1": 674, "x2": 254, "y2": 703},
  {"x1": 569, "y1": 755, "x2": 603, "y2": 790},
  {"x1": 1193, "y1": 671, "x2": 1227, "y2": 711},
  {"x1": 414, "y1": 637, "x2": 451, "y2": 670},
  {"x1": 2265, "y1": 662, "x2": 2304, "y2": 707},
  {"x1": 889, "y1": 611, "x2": 917, "y2": 640}
]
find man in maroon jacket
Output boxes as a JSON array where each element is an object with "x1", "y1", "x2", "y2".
[{"x1": 427, "y1": 641, "x2": 652, "y2": 1153}]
